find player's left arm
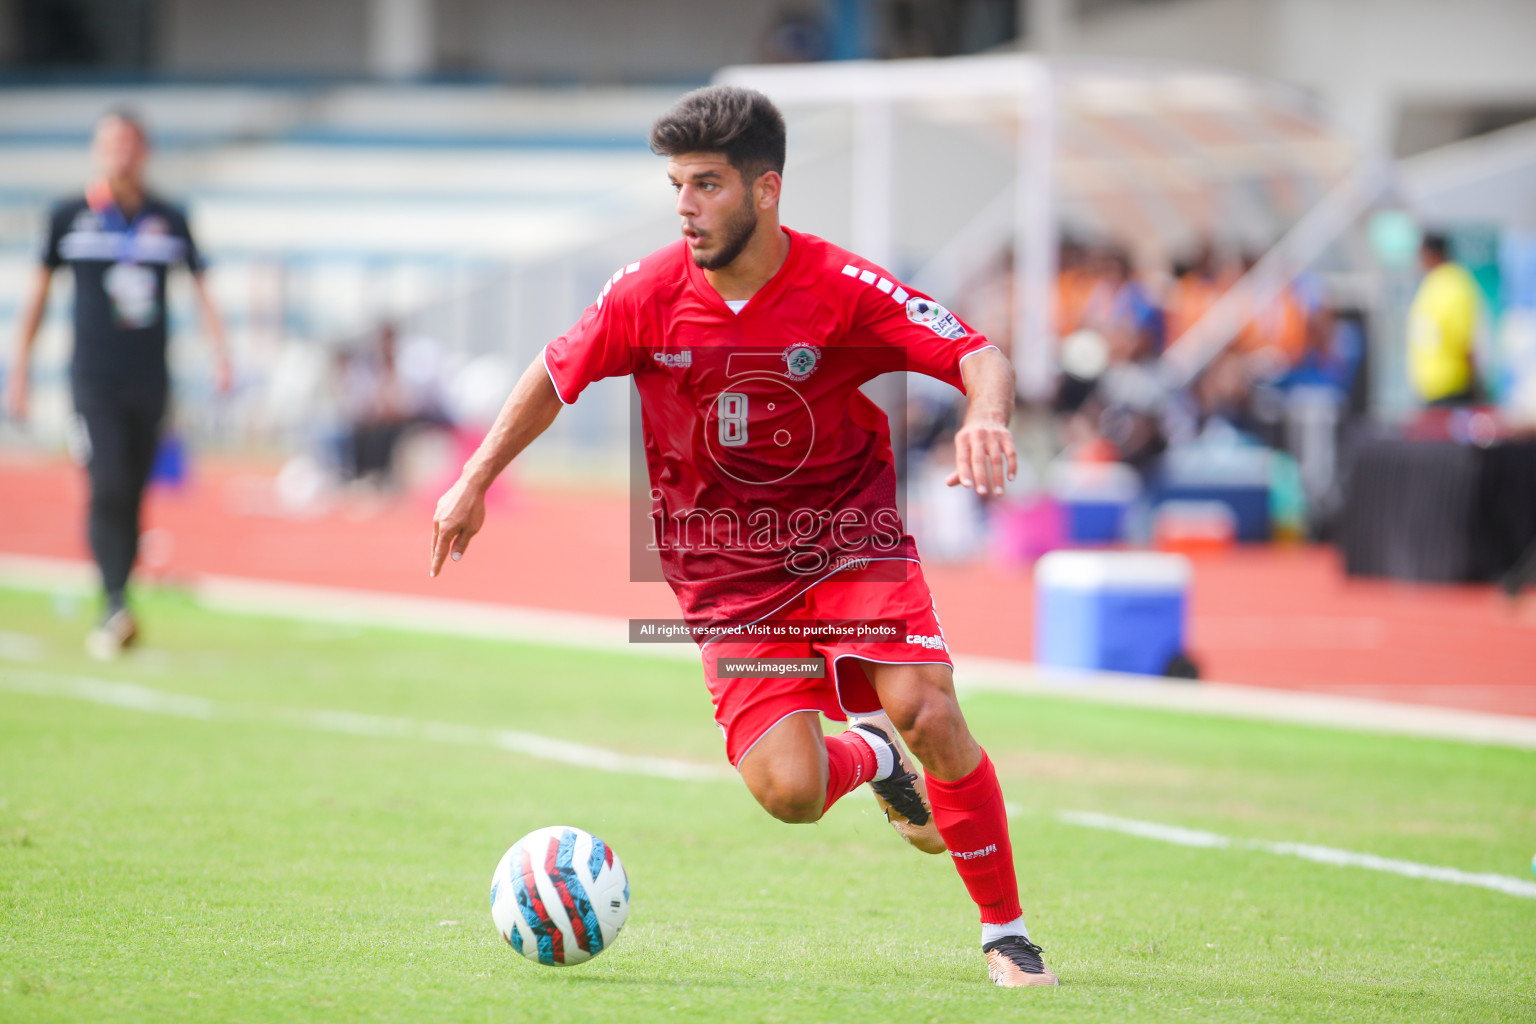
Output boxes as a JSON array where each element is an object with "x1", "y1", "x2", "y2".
[
  {"x1": 178, "y1": 208, "x2": 232, "y2": 395},
  {"x1": 840, "y1": 265, "x2": 1018, "y2": 496},
  {"x1": 949, "y1": 346, "x2": 1018, "y2": 496},
  {"x1": 190, "y1": 273, "x2": 233, "y2": 395},
  {"x1": 430, "y1": 358, "x2": 565, "y2": 577}
]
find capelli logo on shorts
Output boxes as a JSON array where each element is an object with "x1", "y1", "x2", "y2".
[
  {"x1": 952, "y1": 843, "x2": 997, "y2": 861},
  {"x1": 653, "y1": 350, "x2": 692, "y2": 368},
  {"x1": 906, "y1": 633, "x2": 947, "y2": 651}
]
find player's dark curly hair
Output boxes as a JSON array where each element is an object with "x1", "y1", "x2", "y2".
[{"x1": 648, "y1": 86, "x2": 786, "y2": 183}]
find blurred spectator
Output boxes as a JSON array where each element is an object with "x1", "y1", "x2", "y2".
[
  {"x1": 1054, "y1": 326, "x2": 1108, "y2": 416},
  {"x1": 1274, "y1": 290, "x2": 1362, "y2": 398},
  {"x1": 1233, "y1": 252, "x2": 1311, "y2": 366},
  {"x1": 1165, "y1": 243, "x2": 1226, "y2": 352},
  {"x1": 1096, "y1": 368, "x2": 1168, "y2": 476},
  {"x1": 337, "y1": 326, "x2": 405, "y2": 481},
  {"x1": 333, "y1": 322, "x2": 450, "y2": 486},
  {"x1": 1407, "y1": 232, "x2": 1481, "y2": 406},
  {"x1": 1100, "y1": 248, "x2": 1165, "y2": 361},
  {"x1": 1194, "y1": 349, "x2": 1260, "y2": 436},
  {"x1": 1055, "y1": 238, "x2": 1096, "y2": 339},
  {"x1": 1048, "y1": 246, "x2": 1170, "y2": 477}
]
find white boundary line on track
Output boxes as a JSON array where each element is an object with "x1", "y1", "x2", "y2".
[
  {"x1": 4, "y1": 552, "x2": 1536, "y2": 749},
  {"x1": 0, "y1": 553, "x2": 696, "y2": 664},
  {"x1": 1056, "y1": 810, "x2": 1536, "y2": 900},
  {"x1": 0, "y1": 667, "x2": 733, "y2": 782}
]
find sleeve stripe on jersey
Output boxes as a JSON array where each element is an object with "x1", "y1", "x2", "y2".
[
  {"x1": 842, "y1": 261, "x2": 914, "y2": 307},
  {"x1": 541, "y1": 345, "x2": 576, "y2": 406},
  {"x1": 595, "y1": 259, "x2": 642, "y2": 310}
]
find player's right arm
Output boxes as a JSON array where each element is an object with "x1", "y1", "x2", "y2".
[
  {"x1": 4, "y1": 265, "x2": 55, "y2": 422},
  {"x1": 429, "y1": 357, "x2": 563, "y2": 577},
  {"x1": 432, "y1": 258, "x2": 641, "y2": 576},
  {"x1": 9, "y1": 204, "x2": 69, "y2": 422}
]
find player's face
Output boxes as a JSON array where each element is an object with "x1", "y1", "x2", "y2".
[
  {"x1": 668, "y1": 153, "x2": 759, "y2": 271},
  {"x1": 93, "y1": 117, "x2": 148, "y2": 182}
]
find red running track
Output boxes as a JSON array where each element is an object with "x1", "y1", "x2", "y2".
[{"x1": 3, "y1": 454, "x2": 1533, "y2": 717}]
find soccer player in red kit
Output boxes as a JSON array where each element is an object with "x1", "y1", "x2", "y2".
[{"x1": 430, "y1": 86, "x2": 1056, "y2": 987}]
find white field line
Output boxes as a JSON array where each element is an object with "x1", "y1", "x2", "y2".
[
  {"x1": 1057, "y1": 810, "x2": 1536, "y2": 900},
  {"x1": 4, "y1": 552, "x2": 1536, "y2": 749},
  {"x1": 8, "y1": 663, "x2": 1533, "y2": 900},
  {"x1": 0, "y1": 667, "x2": 733, "y2": 783},
  {"x1": 953, "y1": 655, "x2": 1536, "y2": 751},
  {"x1": 0, "y1": 630, "x2": 47, "y2": 663}
]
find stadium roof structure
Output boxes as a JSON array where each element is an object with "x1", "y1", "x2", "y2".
[
  {"x1": 1401, "y1": 116, "x2": 1536, "y2": 232},
  {"x1": 716, "y1": 54, "x2": 1372, "y2": 396}
]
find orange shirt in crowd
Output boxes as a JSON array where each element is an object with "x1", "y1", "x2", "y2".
[
  {"x1": 1165, "y1": 273, "x2": 1220, "y2": 348},
  {"x1": 1056, "y1": 265, "x2": 1099, "y2": 339},
  {"x1": 1235, "y1": 288, "x2": 1309, "y2": 363}
]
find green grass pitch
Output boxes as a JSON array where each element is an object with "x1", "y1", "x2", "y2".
[{"x1": 1, "y1": 585, "x2": 1533, "y2": 1022}]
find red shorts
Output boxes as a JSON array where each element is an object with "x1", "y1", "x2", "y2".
[{"x1": 700, "y1": 562, "x2": 952, "y2": 766}]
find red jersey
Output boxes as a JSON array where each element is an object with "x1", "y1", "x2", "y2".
[{"x1": 543, "y1": 227, "x2": 995, "y2": 629}]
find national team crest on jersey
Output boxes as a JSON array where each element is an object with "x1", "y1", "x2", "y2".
[
  {"x1": 906, "y1": 297, "x2": 967, "y2": 340},
  {"x1": 781, "y1": 343, "x2": 822, "y2": 381}
]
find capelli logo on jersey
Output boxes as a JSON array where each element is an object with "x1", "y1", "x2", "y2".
[{"x1": 653, "y1": 350, "x2": 692, "y2": 368}]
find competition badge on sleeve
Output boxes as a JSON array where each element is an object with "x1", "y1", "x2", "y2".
[{"x1": 905, "y1": 296, "x2": 967, "y2": 340}]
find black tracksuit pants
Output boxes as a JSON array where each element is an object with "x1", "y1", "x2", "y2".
[{"x1": 72, "y1": 381, "x2": 166, "y2": 606}]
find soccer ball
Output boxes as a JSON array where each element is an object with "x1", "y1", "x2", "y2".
[{"x1": 490, "y1": 825, "x2": 629, "y2": 966}]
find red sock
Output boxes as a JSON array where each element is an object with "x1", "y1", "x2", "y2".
[
  {"x1": 924, "y1": 749, "x2": 1022, "y2": 924},
  {"x1": 822, "y1": 731, "x2": 880, "y2": 814}
]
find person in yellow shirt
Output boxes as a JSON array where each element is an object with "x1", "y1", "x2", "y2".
[{"x1": 1407, "y1": 233, "x2": 1480, "y2": 406}]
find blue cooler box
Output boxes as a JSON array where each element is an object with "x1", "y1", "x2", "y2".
[{"x1": 1034, "y1": 551, "x2": 1192, "y2": 676}]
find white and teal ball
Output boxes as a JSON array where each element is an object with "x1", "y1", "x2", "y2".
[{"x1": 490, "y1": 825, "x2": 629, "y2": 966}]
